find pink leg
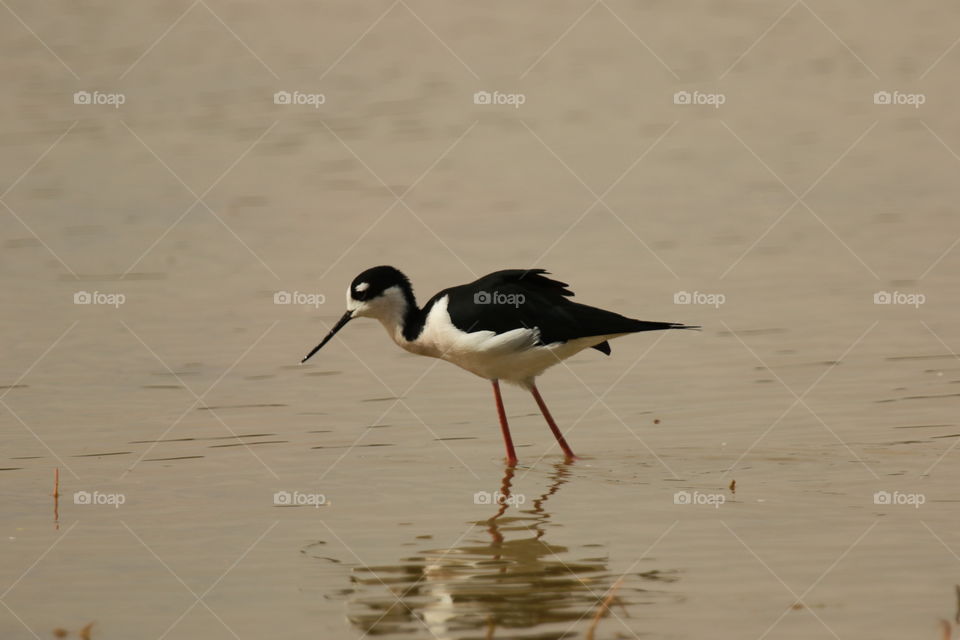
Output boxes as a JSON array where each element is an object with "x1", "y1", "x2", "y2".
[
  {"x1": 530, "y1": 382, "x2": 577, "y2": 460},
  {"x1": 491, "y1": 380, "x2": 518, "y2": 465}
]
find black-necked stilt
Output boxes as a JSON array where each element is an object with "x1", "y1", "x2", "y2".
[{"x1": 302, "y1": 266, "x2": 698, "y2": 464}]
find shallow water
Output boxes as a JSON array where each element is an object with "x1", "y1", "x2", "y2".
[{"x1": 3, "y1": 2, "x2": 960, "y2": 639}]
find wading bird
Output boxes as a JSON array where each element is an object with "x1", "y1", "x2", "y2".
[{"x1": 302, "y1": 266, "x2": 698, "y2": 465}]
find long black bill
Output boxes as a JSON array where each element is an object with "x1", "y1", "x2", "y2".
[{"x1": 301, "y1": 311, "x2": 353, "y2": 363}]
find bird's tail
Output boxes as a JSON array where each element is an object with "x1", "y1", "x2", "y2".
[
  {"x1": 590, "y1": 320, "x2": 699, "y2": 355},
  {"x1": 633, "y1": 321, "x2": 701, "y2": 332}
]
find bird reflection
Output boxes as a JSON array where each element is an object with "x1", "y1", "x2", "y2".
[{"x1": 344, "y1": 463, "x2": 614, "y2": 639}]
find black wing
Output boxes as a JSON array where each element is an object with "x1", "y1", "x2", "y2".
[{"x1": 418, "y1": 269, "x2": 696, "y2": 354}]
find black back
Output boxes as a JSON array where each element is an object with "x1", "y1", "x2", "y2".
[{"x1": 405, "y1": 269, "x2": 695, "y2": 353}]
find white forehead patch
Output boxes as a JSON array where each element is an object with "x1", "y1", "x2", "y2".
[{"x1": 354, "y1": 282, "x2": 369, "y2": 293}]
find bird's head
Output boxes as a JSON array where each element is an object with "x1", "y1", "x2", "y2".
[{"x1": 301, "y1": 266, "x2": 414, "y2": 363}]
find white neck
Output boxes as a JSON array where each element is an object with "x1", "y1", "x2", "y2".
[{"x1": 377, "y1": 303, "x2": 410, "y2": 347}]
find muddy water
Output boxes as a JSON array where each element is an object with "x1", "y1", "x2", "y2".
[{"x1": 3, "y1": 2, "x2": 960, "y2": 639}]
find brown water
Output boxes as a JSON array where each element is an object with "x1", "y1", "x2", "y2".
[{"x1": 3, "y1": 2, "x2": 960, "y2": 638}]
